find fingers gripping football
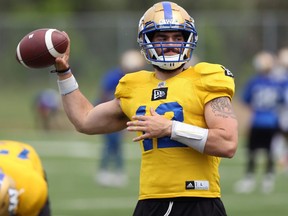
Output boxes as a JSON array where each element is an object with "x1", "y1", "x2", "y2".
[{"x1": 55, "y1": 31, "x2": 70, "y2": 71}]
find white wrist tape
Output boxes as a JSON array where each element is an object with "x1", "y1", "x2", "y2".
[
  {"x1": 170, "y1": 121, "x2": 208, "y2": 153},
  {"x1": 57, "y1": 75, "x2": 79, "y2": 95}
]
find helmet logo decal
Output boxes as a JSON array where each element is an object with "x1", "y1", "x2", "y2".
[{"x1": 159, "y1": 19, "x2": 179, "y2": 24}]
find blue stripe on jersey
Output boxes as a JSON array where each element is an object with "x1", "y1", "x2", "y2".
[
  {"x1": 162, "y1": 2, "x2": 173, "y2": 20},
  {"x1": 18, "y1": 149, "x2": 29, "y2": 159},
  {"x1": 0, "y1": 173, "x2": 5, "y2": 181},
  {"x1": 0, "y1": 150, "x2": 8, "y2": 154}
]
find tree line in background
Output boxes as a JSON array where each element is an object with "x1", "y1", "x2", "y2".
[
  {"x1": 1, "y1": 0, "x2": 288, "y2": 13},
  {"x1": 1, "y1": 0, "x2": 288, "y2": 90}
]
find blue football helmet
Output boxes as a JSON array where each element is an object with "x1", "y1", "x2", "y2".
[{"x1": 137, "y1": 1, "x2": 198, "y2": 70}]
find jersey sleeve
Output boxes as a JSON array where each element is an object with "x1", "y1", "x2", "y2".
[
  {"x1": 115, "y1": 74, "x2": 133, "y2": 100},
  {"x1": 115, "y1": 70, "x2": 149, "y2": 100},
  {"x1": 194, "y1": 62, "x2": 235, "y2": 104}
]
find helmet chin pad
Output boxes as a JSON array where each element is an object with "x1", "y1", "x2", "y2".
[{"x1": 151, "y1": 54, "x2": 186, "y2": 70}]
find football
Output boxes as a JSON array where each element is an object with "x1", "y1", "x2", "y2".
[{"x1": 16, "y1": 28, "x2": 69, "y2": 69}]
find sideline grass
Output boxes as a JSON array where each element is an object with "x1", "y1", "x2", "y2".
[
  {"x1": 2, "y1": 130, "x2": 286, "y2": 216},
  {"x1": 18, "y1": 134, "x2": 288, "y2": 216}
]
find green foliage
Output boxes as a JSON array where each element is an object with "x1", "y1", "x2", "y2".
[{"x1": 3, "y1": 0, "x2": 288, "y2": 13}]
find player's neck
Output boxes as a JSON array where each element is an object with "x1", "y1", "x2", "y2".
[{"x1": 154, "y1": 66, "x2": 185, "y2": 80}]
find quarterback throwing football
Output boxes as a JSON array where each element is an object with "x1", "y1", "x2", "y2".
[{"x1": 53, "y1": 2, "x2": 238, "y2": 216}]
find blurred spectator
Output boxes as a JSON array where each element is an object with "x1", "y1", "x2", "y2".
[
  {"x1": 0, "y1": 140, "x2": 51, "y2": 216},
  {"x1": 95, "y1": 49, "x2": 145, "y2": 187},
  {"x1": 34, "y1": 88, "x2": 61, "y2": 131},
  {"x1": 234, "y1": 51, "x2": 282, "y2": 194},
  {"x1": 273, "y1": 47, "x2": 288, "y2": 174}
]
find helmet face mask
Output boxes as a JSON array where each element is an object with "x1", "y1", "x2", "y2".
[{"x1": 138, "y1": 1, "x2": 198, "y2": 70}]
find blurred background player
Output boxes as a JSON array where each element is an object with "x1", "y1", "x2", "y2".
[
  {"x1": 234, "y1": 51, "x2": 281, "y2": 194},
  {"x1": 273, "y1": 47, "x2": 288, "y2": 174},
  {"x1": 33, "y1": 88, "x2": 61, "y2": 131},
  {"x1": 0, "y1": 140, "x2": 51, "y2": 216},
  {"x1": 94, "y1": 49, "x2": 145, "y2": 187}
]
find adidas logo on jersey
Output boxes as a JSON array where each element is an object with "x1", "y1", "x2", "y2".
[
  {"x1": 186, "y1": 180, "x2": 209, "y2": 190},
  {"x1": 151, "y1": 87, "x2": 168, "y2": 101},
  {"x1": 186, "y1": 181, "x2": 195, "y2": 189}
]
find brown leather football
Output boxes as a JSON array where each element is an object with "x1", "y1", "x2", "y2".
[{"x1": 16, "y1": 28, "x2": 68, "y2": 69}]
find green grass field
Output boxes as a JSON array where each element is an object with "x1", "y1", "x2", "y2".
[{"x1": 1, "y1": 129, "x2": 288, "y2": 216}]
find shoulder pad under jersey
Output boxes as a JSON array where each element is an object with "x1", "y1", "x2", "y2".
[
  {"x1": 194, "y1": 62, "x2": 235, "y2": 100},
  {"x1": 115, "y1": 70, "x2": 151, "y2": 99}
]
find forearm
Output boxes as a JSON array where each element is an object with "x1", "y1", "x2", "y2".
[
  {"x1": 56, "y1": 72, "x2": 128, "y2": 135},
  {"x1": 171, "y1": 121, "x2": 237, "y2": 158},
  {"x1": 56, "y1": 72, "x2": 94, "y2": 132},
  {"x1": 204, "y1": 127, "x2": 238, "y2": 158},
  {"x1": 61, "y1": 89, "x2": 94, "y2": 132}
]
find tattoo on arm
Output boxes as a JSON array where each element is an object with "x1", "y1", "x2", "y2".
[{"x1": 210, "y1": 97, "x2": 237, "y2": 119}]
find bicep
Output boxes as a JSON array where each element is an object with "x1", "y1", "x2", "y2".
[
  {"x1": 84, "y1": 99, "x2": 128, "y2": 134},
  {"x1": 204, "y1": 97, "x2": 238, "y2": 157},
  {"x1": 205, "y1": 97, "x2": 237, "y2": 130}
]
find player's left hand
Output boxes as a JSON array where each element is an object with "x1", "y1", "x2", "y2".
[{"x1": 127, "y1": 107, "x2": 172, "y2": 142}]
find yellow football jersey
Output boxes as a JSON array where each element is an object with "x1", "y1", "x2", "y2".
[
  {"x1": 115, "y1": 62, "x2": 235, "y2": 200},
  {"x1": 0, "y1": 140, "x2": 48, "y2": 216}
]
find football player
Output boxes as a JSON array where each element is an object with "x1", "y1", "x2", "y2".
[
  {"x1": 53, "y1": 1, "x2": 238, "y2": 216},
  {"x1": 234, "y1": 51, "x2": 281, "y2": 194},
  {"x1": 95, "y1": 49, "x2": 145, "y2": 187},
  {"x1": 0, "y1": 140, "x2": 51, "y2": 216},
  {"x1": 34, "y1": 88, "x2": 61, "y2": 130}
]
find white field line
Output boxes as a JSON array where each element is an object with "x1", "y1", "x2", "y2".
[{"x1": 26, "y1": 140, "x2": 141, "y2": 160}]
